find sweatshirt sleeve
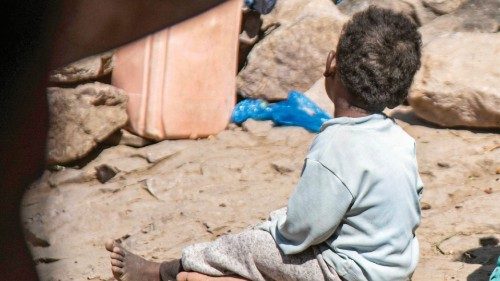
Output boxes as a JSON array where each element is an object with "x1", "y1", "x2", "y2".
[{"x1": 260, "y1": 158, "x2": 354, "y2": 255}]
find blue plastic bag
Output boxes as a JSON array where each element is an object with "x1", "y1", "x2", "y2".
[
  {"x1": 231, "y1": 99, "x2": 273, "y2": 124},
  {"x1": 231, "y1": 91, "x2": 332, "y2": 133}
]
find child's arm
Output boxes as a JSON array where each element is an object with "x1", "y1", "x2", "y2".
[{"x1": 261, "y1": 158, "x2": 353, "y2": 255}]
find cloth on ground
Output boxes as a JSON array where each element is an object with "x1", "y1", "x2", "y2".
[
  {"x1": 181, "y1": 229, "x2": 342, "y2": 281},
  {"x1": 491, "y1": 256, "x2": 500, "y2": 281}
]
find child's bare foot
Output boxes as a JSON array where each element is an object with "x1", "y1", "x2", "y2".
[{"x1": 105, "y1": 239, "x2": 161, "y2": 281}]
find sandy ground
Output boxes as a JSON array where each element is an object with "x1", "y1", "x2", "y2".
[{"x1": 22, "y1": 106, "x2": 499, "y2": 281}]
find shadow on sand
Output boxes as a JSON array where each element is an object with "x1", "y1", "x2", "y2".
[{"x1": 462, "y1": 236, "x2": 500, "y2": 281}]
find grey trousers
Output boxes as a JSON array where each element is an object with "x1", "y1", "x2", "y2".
[{"x1": 181, "y1": 229, "x2": 342, "y2": 281}]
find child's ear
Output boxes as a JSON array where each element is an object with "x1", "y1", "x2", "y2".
[{"x1": 323, "y1": 50, "x2": 336, "y2": 77}]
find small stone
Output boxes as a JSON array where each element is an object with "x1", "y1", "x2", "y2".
[
  {"x1": 95, "y1": 164, "x2": 117, "y2": 183},
  {"x1": 496, "y1": 167, "x2": 500, "y2": 174},
  {"x1": 226, "y1": 123, "x2": 239, "y2": 131},
  {"x1": 202, "y1": 222, "x2": 213, "y2": 234},
  {"x1": 48, "y1": 168, "x2": 95, "y2": 187},
  {"x1": 141, "y1": 223, "x2": 155, "y2": 234},
  {"x1": 138, "y1": 140, "x2": 188, "y2": 163},
  {"x1": 215, "y1": 130, "x2": 258, "y2": 147},
  {"x1": 112, "y1": 157, "x2": 150, "y2": 173},
  {"x1": 484, "y1": 188, "x2": 493, "y2": 194},
  {"x1": 421, "y1": 202, "x2": 432, "y2": 210},
  {"x1": 34, "y1": 257, "x2": 60, "y2": 265},
  {"x1": 420, "y1": 170, "x2": 435, "y2": 177},
  {"x1": 242, "y1": 119, "x2": 274, "y2": 137},
  {"x1": 437, "y1": 162, "x2": 450, "y2": 168},
  {"x1": 104, "y1": 129, "x2": 152, "y2": 148},
  {"x1": 24, "y1": 228, "x2": 50, "y2": 247},
  {"x1": 271, "y1": 159, "x2": 295, "y2": 174},
  {"x1": 142, "y1": 178, "x2": 162, "y2": 201},
  {"x1": 219, "y1": 203, "x2": 227, "y2": 208}
]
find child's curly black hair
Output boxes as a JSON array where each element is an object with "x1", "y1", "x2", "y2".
[{"x1": 337, "y1": 6, "x2": 422, "y2": 112}]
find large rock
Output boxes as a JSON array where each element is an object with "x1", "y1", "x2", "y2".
[
  {"x1": 49, "y1": 52, "x2": 114, "y2": 84},
  {"x1": 261, "y1": 0, "x2": 318, "y2": 28},
  {"x1": 337, "y1": 0, "x2": 439, "y2": 26},
  {"x1": 242, "y1": 119, "x2": 274, "y2": 137},
  {"x1": 104, "y1": 129, "x2": 152, "y2": 148},
  {"x1": 408, "y1": 33, "x2": 500, "y2": 128},
  {"x1": 303, "y1": 77, "x2": 335, "y2": 116},
  {"x1": 422, "y1": 0, "x2": 466, "y2": 15},
  {"x1": 46, "y1": 82, "x2": 128, "y2": 164},
  {"x1": 419, "y1": 0, "x2": 500, "y2": 44},
  {"x1": 237, "y1": 0, "x2": 347, "y2": 101},
  {"x1": 239, "y1": 9, "x2": 263, "y2": 71}
]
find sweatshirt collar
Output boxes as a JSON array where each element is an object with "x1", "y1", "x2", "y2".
[{"x1": 320, "y1": 113, "x2": 388, "y2": 131}]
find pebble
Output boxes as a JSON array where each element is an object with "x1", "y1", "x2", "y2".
[
  {"x1": 242, "y1": 119, "x2": 274, "y2": 137},
  {"x1": 421, "y1": 202, "x2": 432, "y2": 210},
  {"x1": 437, "y1": 162, "x2": 450, "y2": 168},
  {"x1": 95, "y1": 164, "x2": 117, "y2": 183},
  {"x1": 271, "y1": 159, "x2": 295, "y2": 174}
]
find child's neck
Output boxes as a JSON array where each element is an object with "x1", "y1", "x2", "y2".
[
  {"x1": 333, "y1": 97, "x2": 371, "y2": 118},
  {"x1": 328, "y1": 76, "x2": 372, "y2": 118}
]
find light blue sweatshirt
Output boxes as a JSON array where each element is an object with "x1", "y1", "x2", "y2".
[{"x1": 259, "y1": 114, "x2": 423, "y2": 281}]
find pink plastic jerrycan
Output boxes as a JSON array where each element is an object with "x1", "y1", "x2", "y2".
[{"x1": 112, "y1": 0, "x2": 242, "y2": 140}]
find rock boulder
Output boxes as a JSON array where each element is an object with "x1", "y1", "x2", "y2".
[
  {"x1": 422, "y1": 0, "x2": 467, "y2": 15},
  {"x1": 46, "y1": 82, "x2": 128, "y2": 164},
  {"x1": 49, "y1": 52, "x2": 114, "y2": 84},
  {"x1": 419, "y1": 0, "x2": 500, "y2": 44},
  {"x1": 303, "y1": 77, "x2": 334, "y2": 116},
  {"x1": 408, "y1": 33, "x2": 500, "y2": 128},
  {"x1": 261, "y1": 0, "x2": 318, "y2": 28},
  {"x1": 337, "y1": 0, "x2": 439, "y2": 26},
  {"x1": 237, "y1": 0, "x2": 347, "y2": 101}
]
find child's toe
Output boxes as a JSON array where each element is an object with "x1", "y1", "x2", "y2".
[
  {"x1": 113, "y1": 246, "x2": 125, "y2": 256},
  {"x1": 110, "y1": 252, "x2": 124, "y2": 261},
  {"x1": 111, "y1": 258, "x2": 124, "y2": 268},
  {"x1": 105, "y1": 239, "x2": 115, "y2": 252},
  {"x1": 111, "y1": 265, "x2": 124, "y2": 276}
]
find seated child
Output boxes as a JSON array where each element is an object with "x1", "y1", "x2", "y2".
[{"x1": 106, "y1": 6, "x2": 423, "y2": 281}]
